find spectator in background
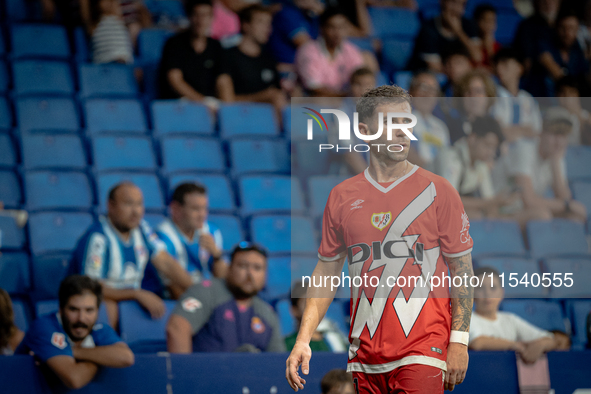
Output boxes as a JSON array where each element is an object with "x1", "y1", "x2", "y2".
[
  {"x1": 89, "y1": 0, "x2": 134, "y2": 64},
  {"x1": 70, "y1": 182, "x2": 193, "y2": 328},
  {"x1": 320, "y1": 369, "x2": 355, "y2": 394},
  {"x1": 549, "y1": 330, "x2": 572, "y2": 350},
  {"x1": 285, "y1": 280, "x2": 349, "y2": 353},
  {"x1": 441, "y1": 45, "x2": 473, "y2": 97},
  {"x1": 159, "y1": 0, "x2": 232, "y2": 109},
  {"x1": 407, "y1": 71, "x2": 451, "y2": 172},
  {"x1": 16, "y1": 276, "x2": 134, "y2": 389},
  {"x1": 225, "y1": 5, "x2": 286, "y2": 115},
  {"x1": 295, "y1": 7, "x2": 376, "y2": 97},
  {"x1": 474, "y1": 4, "x2": 501, "y2": 70},
  {"x1": 491, "y1": 48, "x2": 542, "y2": 143},
  {"x1": 166, "y1": 243, "x2": 286, "y2": 353},
  {"x1": 0, "y1": 289, "x2": 24, "y2": 355},
  {"x1": 492, "y1": 107, "x2": 587, "y2": 223},
  {"x1": 469, "y1": 267, "x2": 562, "y2": 363},
  {"x1": 325, "y1": 0, "x2": 372, "y2": 37},
  {"x1": 577, "y1": 0, "x2": 591, "y2": 58},
  {"x1": 152, "y1": 183, "x2": 227, "y2": 299},
  {"x1": 407, "y1": 0, "x2": 481, "y2": 72},
  {"x1": 556, "y1": 76, "x2": 591, "y2": 145}
]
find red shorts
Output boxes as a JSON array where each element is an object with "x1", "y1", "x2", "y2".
[{"x1": 352, "y1": 364, "x2": 445, "y2": 394}]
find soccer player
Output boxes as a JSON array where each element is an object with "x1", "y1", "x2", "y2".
[{"x1": 286, "y1": 85, "x2": 474, "y2": 393}]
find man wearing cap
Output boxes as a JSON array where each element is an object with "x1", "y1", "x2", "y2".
[
  {"x1": 493, "y1": 106, "x2": 587, "y2": 222},
  {"x1": 166, "y1": 243, "x2": 286, "y2": 353}
]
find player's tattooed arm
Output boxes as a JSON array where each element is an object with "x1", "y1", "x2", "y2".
[{"x1": 446, "y1": 253, "x2": 474, "y2": 332}]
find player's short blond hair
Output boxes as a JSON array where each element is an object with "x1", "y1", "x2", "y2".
[{"x1": 356, "y1": 85, "x2": 411, "y2": 124}]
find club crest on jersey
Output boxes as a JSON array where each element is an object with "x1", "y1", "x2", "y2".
[
  {"x1": 51, "y1": 332, "x2": 67, "y2": 349},
  {"x1": 251, "y1": 317, "x2": 265, "y2": 334},
  {"x1": 371, "y1": 212, "x2": 391, "y2": 231},
  {"x1": 182, "y1": 297, "x2": 202, "y2": 312}
]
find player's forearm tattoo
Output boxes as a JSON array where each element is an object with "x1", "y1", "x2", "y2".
[{"x1": 447, "y1": 253, "x2": 474, "y2": 332}]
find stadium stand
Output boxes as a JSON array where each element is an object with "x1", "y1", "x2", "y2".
[
  {"x1": 12, "y1": 60, "x2": 74, "y2": 96},
  {"x1": 526, "y1": 219, "x2": 589, "y2": 260},
  {"x1": 96, "y1": 172, "x2": 165, "y2": 212},
  {"x1": 78, "y1": 64, "x2": 139, "y2": 99},
  {"x1": 0, "y1": 97, "x2": 12, "y2": 130},
  {"x1": 24, "y1": 171, "x2": 93, "y2": 211},
  {"x1": 21, "y1": 134, "x2": 87, "y2": 170},
  {"x1": 31, "y1": 254, "x2": 71, "y2": 299},
  {"x1": 543, "y1": 258, "x2": 591, "y2": 298},
  {"x1": 229, "y1": 138, "x2": 290, "y2": 175},
  {"x1": 501, "y1": 299, "x2": 567, "y2": 332},
  {"x1": 218, "y1": 103, "x2": 279, "y2": 138},
  {"x1": 84, "y1": 99, "x2": 147, "y2": 134},
  {"x1": 160, "y1": 136, "x2": 226, "y2": 173},
  {"x1": 469, "y1": 220, "x2": 527, "y2": 259},
  {"x1": 16, "y1": 97, "x2": 79, "y2": 133},
  {"x1": 91, "y1": 135, "x2": 157, "y2": 172},
  {"x1": 0, "y1": 170, "x2": 22, "y2": 208},
  {"x1": 475, "y1": 257, "x2": 546, "y2": 298},
  {"x1": 119, "y1": 301, "x2": 177, "y2": 353},
  {"x1": 566, "y1": 146, "x2": 591, "y2": 182},
  {"x1": 10, "y1": 24, "x2": 69, "y2": 59},
  {"x1": 151, "y1": 100, "x2": 214, "y2": 136},
  {"x1": 167, "y1": 174, "x2": 236, "y2": 212},
  {"x1": 239, "y1": 175, "x2": 304, "y2": 216},
  {"x1": 0, "y1": 215, "x2": 26, "y2": 249},
  {"x1": 207, "y1": 214, "x2": 244, "y2": 252},
  {"x1": 28, "y1": 212, "x2": 94, "y2": 256},
  {"x1": 0, "y1": 252, "x2": 30, "y2": 295},
  {"x1": 0, "y1": 133, "x2": 17, "y2": 168}
]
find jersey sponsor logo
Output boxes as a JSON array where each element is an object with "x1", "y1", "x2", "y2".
[
  {"x1": 431, "y1": 347, "x2": 442, "y2": 354},
  {"x1": 251, "y1": 317, "x2": 265, "y2": 334},
  {"x1": 51, "y1": 332, "x2": 67, "y2": 349},
  {"x1": 182, "y1": 297, "x2": 202, "y2": 312},
  {"x1": 371, "y1": 212, "x2": 392, "y2": 231},
  {"x1": 223, "y1": 309, "x2": 235, "y2": 322},
  {"x1": 460, "y1": 211, "x2": 471, "y2": 244},
  {"x1": 351, "y1": 199, "x2": 364, "y2": 210}
]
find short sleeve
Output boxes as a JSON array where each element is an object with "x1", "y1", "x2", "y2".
[
  {"x1": 506, "y1": 139, "x2": 536, "y2": 178},
  {"x1": 436, "y1": 178, "x2": 473, "y2": 257},
  {"x1": 157, "y1": 230, "x2": 177, "y2": 258},
  {"x1": 91, "y1": 324, "x2": 123, "y2": 346},
  {"x1": 159, "y1": 34, "x2": 183, "y2": 73},
  {"x1": 510, "y1": 314, "x2": 553, "y2": 342},
  {"x1": 468, "y1": 314, "x2": 486, "y2": 344},
  {"x1": 171, "y1": 282, "x2": 215, "y2": 335},
  {"x1": 318, "y1": 189, "x2": 346, "y2": 261},
  {"x1": 82, "y1": 233, "x2": 108, "y2": 280},
  {"x1": 23, "y1": 321, "x2": 73, "y2": 362}
]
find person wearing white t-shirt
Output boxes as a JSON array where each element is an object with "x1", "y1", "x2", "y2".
[{"x1": 469, "y1": 267, "x2": 559, "y2": 364}]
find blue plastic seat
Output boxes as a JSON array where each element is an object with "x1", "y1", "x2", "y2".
[
  {"x1": 21, "y1": 133, "x2": 87, "y2": 170},
  {"x1": 566, "y1": 146, "x2": 591, "y2": 181},
  {"x1": 250, "y1": 215, "x2": 316, "y2": 254},
  {"x1": 137, "y1": 29, "x2": 174, "y2": 65},
  {"x1": 0, "y1": 29, "x2": 5, "y2": 56},
  {"x1": 119, "y1": 300, "x2": 177, "y2": 353},
  {"x1": 11, "y1": 24, "x2": 70, "y2": 59},
  {"x1": 567, "y1": 300, "x2": 591, "y2": 350},
  {"x1": 0, "y1": 97, "x2": 12, "y2": 130},
  {"x1": 207, "y1": 214, "x2": 244, "y2": 252},
  {"x1": 573, "y1": 181, "x2": 591, "y2": 220},
  {"x1": 261, "y1": 256, "x2": 291, "y2": 301},
  {"x1": 0, "y1": 170, "x2": 22, "y2": 208},
  {"x1": 84, "y1": 99, "x2": 147, "y2": 134},
  {"x1": 35, "y1": 300, "x2": 110, "y2": 326},
  {"x1": 325, "y1": 300, "x2": 349, "y2": 336},
  {"x1": 13, "y1": 60, "x2": 74, "y2": 96},
  {"x1": 0, "y1": 133, "x2": 17, "y2": 168},
  {"x1": 74, "y1": 27, "x2": 90, "y2": 62},
  {"x1": 16, "y1": 97, "x2": 79, "y2": 133},
  {"x1": 5, "y1": 0, "x2": 42, "y2": 21},
  {"x1": 288, "y1": 104, "x2": 329, "y2": 142},
  {"x1": 28, "y1": 212, "x2": 94, "y2": 256},
  {"x1": 475, "y1": 257, "x2": 545, "y2": 298},
  {"x1": 24, "y1": 171, "x2": 93, "y2": 211},
  {"x1": 168, "y1": 174, "x2": 236, "y2": 212},
  {"x1": 526, "y1": 219, "x2": 589, "y2": 259},
  {"x1": 31, "y1": 254, "x2": 71, "y2": 299},
  {"x1": 12, "y1": 299, "x2": 29, "y2": 332},
  {"x1": 469, "y1": 220, "x2": 527, "y2": 258},
  {"x1": 151, "y1": 100, "x2": 214, "y2": 135},
  {"x1": 543, "y1": 258, "x2": 591, "y2": 298},
  {"x1": 0, "y1": 61, "x2": 9, "y2": 93},
  {"x1": 144, "y1": 213, "x2": 166, "y2": 229},
  {"x1": 230, "y1": 139, "x2": 290, "y2": 175},
  {"x1": 239, "y1": 176, "x2": 304, "y2": 216},
  {"x1": 275, "y1": 299, "x2": 295, "y2": 336},
  {"x1": 501, "y1": 300, "x2": 565, "y2": 332},
  {"x1": 381, "y1": 39, "x2": 414, "y2": 73},
  {"x1": 96, "y1": 172, "x2": 164, "y2": 213},
  {"x1": 293, "y1": 141, "x2": 331, "y2": 177},
  {"x1": 0, "y1": 216, "x2": 26, "y2": 249},
  {"x1": 160, "y1": 136, "x2": 225, "y2": 174},
  {"x1": 0, "y1": 252, "x2": 30, "y2": 294},
  {"x1": 219, "y1": 103, "x2": 279, "y2": 138},
  {"x1": 79, "y1": 64, "x2": 138, "y2": 99},
  {"x1": 91, "y1": 135, "x2": 156, "y2": 172},
  {"x1": 496, "y1": 12, "x2": 523, "y2": 46},
  {"x1": 308, "y1": 175, "x2": 348, "y2": 217},
  {"x1": 367, "y1": 7, "x2": 420, "y2": 38}
]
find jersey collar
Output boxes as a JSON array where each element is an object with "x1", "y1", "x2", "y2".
[{"x1": 363, "y1": 164, "x2": 418, "y2": 193}]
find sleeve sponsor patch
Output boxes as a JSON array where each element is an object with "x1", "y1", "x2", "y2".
[
  {"x1": 182, "y1": 297, "x2": 202, "y2": 312},
  {"x1": 51, "y1": 332, "x2": 67, "y2": 349}
]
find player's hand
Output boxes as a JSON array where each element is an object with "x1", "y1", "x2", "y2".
[
  {"x1": 135, "y1": 290, "x2": 166, "y2": 319},
  {"x1": 286, "y1": 341, "x2": 311, "y2": 391},
  {"x1": 199, "y1": 234, "x2": 222, "y2": 259},
  {"x1": 445, "y1": 342, "x2": 468, "y2": 391}
]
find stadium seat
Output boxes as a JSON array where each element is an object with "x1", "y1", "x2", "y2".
[
  {"x1": 73, "y1": 27, "x2": 89, "y2": 62},
  {"x1": 207, "y1": 214, "x2": 244, "y2": 252},
  {"x1": 420, "y1": 4, "x2": 440, "y2": 20},
  {"x1": 218, "y1": 103, "x2": 279, "y2": 138},
  {"x1": 567, "y1": 300, "x2": 591, "y2": 350},
  {"x1": 229, "y1": 139, "x2": 290, "y2": 175},
  {"x1": 84, "y1": 99, "x2": 147, "y2": 134},
  {"x1": 291, "y1": 255, "x2": 318, "y2": 281},
  {"x1": 119, "y1": 300, "x2": 177, "y2": 353},
  {"x1": 96, "y1": 172, "x2": 164, "y2": 213},
  {"x1": 325, "y1": 300, "x2": 350, "y2": 336},
  {"x1": 168, "y1": 174, "x2": 236, "y2": 212},
  {"x1": 250, "y1": 215, "x2": 317, "y2": 254},
  {"x1": 0, "y1": 252, "x2": 30, "y2": 294},
  {"x1": 5, "y1": 0, "x2": 42, "y2": 21},
  {"x1": 566, "y1": 146, "x2": 591, "y2": 181},
  {"x1": 79, "y1": 64, "x2": 139, "y2": 99},
  {"x1": 12, "y1": 60, "x2": 74, "y2": 96},
  {"x1": 35, "y1": 300, "x2": 110, "y2": 326},
  {"x1": 12, "y1": 299, "x2": 29, "y2": 332},
  {"x1": 394, "y1": 71, "x2": 413, "y2": 91},
  {"x1": 31, "y1": 254, "x2": 71, "y2": 299},
  {"x1": 543, "y1": 258, "x2": 591, "y2": 298},
  {"x1": 0, "y1": 61, "x2": 9, "y2": 93},
  {"x1": 308, "y1": 175, "x2": 348, "y2": 218},
  {"x1": 276, "y1": 299, "x2": 295, "y2": 336},
  {"x1": 239, "y1": 176, "x2": 305, "y2": 216},
  {"x1": 526, "y1": 219, "x2": 589, "y2": 259},
  {"x1": 24, "y1": 171, "x2": 93, "y2": 211},
  {"x1": 0, "y1": 170, "x2": 22, "y2": 208},
  {"x1": 349, "y1": 37, "x2": 374, "y2": 52},
  {"x1": 469, "y1": 220, "x2": 527, "y2": 258},
  {"x1": 501, "y1": 300, "x2": 566, "y2": 332},
  {"x1": 573, "y1": 181, "x2": 591, "y2": 220},
  {"x1": 0, "y1": 97, "x2": 12, "y2": 130},
  {"x1": 0, "y1": 216, "x2": 26, "y2": 249},
  {"x1": 288, "y1": 103, "x2": 329, "y2": 141},
  {"x1": 261, "y1": 256, "x2": 291, "y2": 301},
  {"x1": 91, "y1": 135, "x2": 157, "y2": 172},
  {"x1": 368, "y1": 7, "x2": 420, "y2": 38},
  {"x1": 282, "y1": 106, "x2": 291, "y2": 134},
  {"x1": 381, "y1": 39, "x2": 414, "y2": 73},
  {"x1": 0, "y1": 133, "x2": 17, "y2": 168},
  {"x1": 137, "y1": 29, "x2": 174, "y2": 65},
  {"x1": 151, "y1": 100, "x2": 214, "y2": 136},
  {"x1": 21, "y1": 133, "x2": 87, "y2": 170},
  {"x1": 11, "y1": 24, "x2": 70, "y2": 59},
  {"x1": 496, "y1": 12, "x2": 523, "y2": 46},
  {"x1": 0, "y1": 29, "x2": 5, "y2": 56},
  {"x1": 28, "y1": 212, "x2": 93, "y2": 256},
  {"x1": 160, "y1": 136, "x2": 226, "y2": 174},
  {"x1": 475, "y1": 257, "x2": 546, "y2": 298},
  {"x1": 293, "y1": 141, "x2": 331, "y2": 177},
  {"x1": 144, "y1": 213, "x2": 166, "y2": 229},
  {"x1": 16, "y1": 97, "x2": 79, "y2": 133}
]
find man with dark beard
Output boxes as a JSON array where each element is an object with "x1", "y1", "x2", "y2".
[
  {"x1": 166, "y1": 242, "x2": 285, "y2": 353},
  {"x1": 16, "y1": 275, "x2": 134, "y2": 390}
]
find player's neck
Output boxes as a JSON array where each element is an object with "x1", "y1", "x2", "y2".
[{"x1": 368, "y1": 159, "x2": 410, "y2": 183}]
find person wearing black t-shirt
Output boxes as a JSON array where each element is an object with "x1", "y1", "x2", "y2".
[
  {"x1": 158, "y1": 0, "x2": 232, "y2": 107},
  {"x1": 225, "y1": 5, "x2": 286, "y2": 115}
]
